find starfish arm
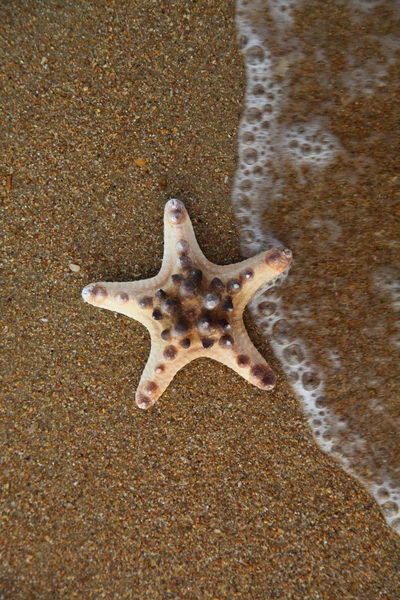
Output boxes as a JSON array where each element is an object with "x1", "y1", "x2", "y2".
[
  {"x1": 135, "y1": 337, "x2": 193, "y2": 409},
  {"x1": 207, "y1": 317, "x2": 277, "y2": 391},
  {"x1": 211, "y1": 247, "x2": 293, "y2": 311},
  {"x1": 161, "y1": 199, "x2": 200, "y2": 268},
  {"x1": 162, "y1": 199, "x2": 292, "y2": 296},
  {"x1": 161, "y1": 199, "x2": 218, "y2": 275},
  {"x1": 81, "y1": 277, "x2": 167, "y2": 326}
]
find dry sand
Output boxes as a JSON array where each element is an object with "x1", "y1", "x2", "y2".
[{"x1": 2, "y1": 1, "x2": 400, "y2": 598}]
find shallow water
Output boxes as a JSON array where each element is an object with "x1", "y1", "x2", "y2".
[{"x1": 233, "y1": 0, "x2": 400, "y2": 533}]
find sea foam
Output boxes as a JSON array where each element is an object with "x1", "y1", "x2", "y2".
[{"x1": 234, "y1": 0, "x2": 400, "y2": 535}]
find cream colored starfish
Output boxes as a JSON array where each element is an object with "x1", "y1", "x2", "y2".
[{"x1": 82, "y1": 199, "x2": 292, "y2": 409}]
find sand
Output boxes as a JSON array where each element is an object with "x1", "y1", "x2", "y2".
[{"x1": 1, "y1": 1, "x2": 400, "y2": 598}]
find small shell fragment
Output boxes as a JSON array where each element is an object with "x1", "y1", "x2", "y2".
[{"x1": 69, "y1": 263, "x2": 81, "y2": 273}]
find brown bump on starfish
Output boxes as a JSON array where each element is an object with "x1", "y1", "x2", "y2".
[
  {"x1": 240, "y1": 267, "x2": 254, "y2": 282},
  {"x1": 237, "y1": 354, "x2": 250, "y2": 368},
  {"x1": 161, "y1": 329, "x2": 171, "y2": 341},
  {"x1": 171, "y1": 273, "x2": 183, "y2": 285},
  {"x1": 219, "y1": 334, "x2": 234, "y2": 348},
  {"x1": 161, "y1": 297, "x2": 181, "y2": 315},
  {"x1": 222, "y1": 296, "x2": 234, "y2": 312},
  {"x1": 144, "y1": 381, "x2": 159, "y2": 398},
  {"x1": 155, "y1": 364, "x2": 165, "y2": 374},
  {"x1": 180, "y1": 338, "x2": 191, "y2": 349},
  {"x1": 203, "y1": 291, "x2": 220, "y2": 310},
  {"x1": 202, "y1": 337, "x2": 215, "y2": 349},
  {"x1": 136, "y1": 392, "x2": 154, "y2": 409},
  {"x1": 265, "y1": 247, "x2": 293, "y2": 271},
  {"x1": 163, "y1": 345, "x2": 178, "y2": 360},
  {"x1": 177, "y1": 255, "x2": 192, "y2": 270},
  {"x1": 189, "y1": 268, "x2": 203, "y2": 282},
  {"x1": 152, "y1": 308, "x2": 163, "y2": 320},
  {"x1": 82, "y1": 284, "x2": 107, "y2": 304},
  {"x1": 173, "y1": 318, "x2": 190, "y2": 338},
  {"x1": 176, "y1": 239, "x2": 189, "y2": 255},
  {"x1": 197, "y1": 316, "x2": 215, "y2": 335},
  {"x1": 166, "y1": 198, "x2": 186, "y2": 224},
  {"x1": 217, "y1": 318, "x2": 231, "y2": 332},
  {"x1": 138, "y1": 296, "x2": 153, "y2": 308},
  {"x1": 93, "y1": 284, "x2": 108, "y2": 300},
  {"x1": 226, "y1": 278, "x2": 242, "y2": 294},
  {"x1": 185, "y1": 307, "x2": 197, "y2": 320},
  {"x1": 176, "y1": 240, "x2": 190, "y2": 255},
  {"x1": 115, "y1": 291, "x2": 129, "y2": 304},
  {"x1": 136, "y1": 380, "x2": 160, "y2": 409},
  {"x1": 209, "y1": 277, "x2": 225, "y2": 292},
  {"x1": 155, "y1": 289, "x2": 167, "y2": 300},
  {"x1": 180, "y1": 278, "x2": 198, "y2": 298},
  {"x1": 251, "y1": 364, "x2": 276, "y2": 389}
]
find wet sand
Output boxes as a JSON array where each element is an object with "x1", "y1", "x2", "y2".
[
  {"x1": 234, "y1": 0, "x2": 400, "y2": 529},
  {"x1": 1, "y1": 1, "x2": 400, "y2": 598}
]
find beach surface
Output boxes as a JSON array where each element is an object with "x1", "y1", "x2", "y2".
[{"x1": 2, "y1": 1, "x2": 400, "y2": 598}]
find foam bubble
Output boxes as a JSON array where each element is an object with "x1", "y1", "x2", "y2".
[{"x1": 280, "y1": 123, "x2": 341, "y2": 168}]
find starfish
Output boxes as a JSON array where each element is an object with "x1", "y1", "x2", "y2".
[{"x1": 82, "y1": 199, "x2": 292, "y2": 409}]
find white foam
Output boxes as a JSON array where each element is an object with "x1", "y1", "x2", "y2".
[
  {"x1": 233, "y1": 1, "x2": 343, "y2": 257},
  {"x1": 234, "y1": 0, "x2": 400, "y2": 536},
  {"x1": 249, "y1": 279, "x2": 400, "y2": 535},
  {"x1": 249, "y1": 277, "x2": 333, "y2": 454}
]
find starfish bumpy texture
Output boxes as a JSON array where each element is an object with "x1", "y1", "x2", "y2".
[{"x1": 82, "y1": 199, "x2": 292, "y2": 409}]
